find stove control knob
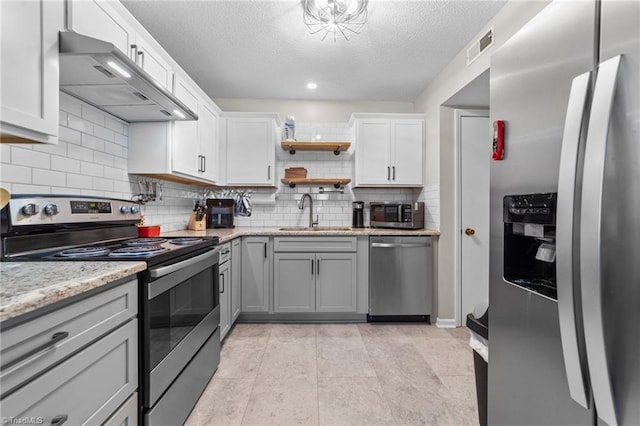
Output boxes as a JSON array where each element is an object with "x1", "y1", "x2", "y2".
[
  {"x1": 130, "y1": 206, "x2": 140, "y2": 214},
  {"x1": 43, "y1": 204, "x2": 59, "y2": 216},
  {"x1": 21, "y1": 203, "x2": 39, "y2": 216},
  {"x1": 120, "y1": 205, "x2": 131, "y2": 214}
]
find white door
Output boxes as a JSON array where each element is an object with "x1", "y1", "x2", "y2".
[
  {"x1": 458, "y1": 110, "x2": 490, "y2": 322},
  {"x1": 226, "y1": 119, "x2": 274, "y2": 185},
  {"x1": 198, "y1": 101, "x2": 219, "y2": 183},
  {"x1": 172, "y1": 75, "x2": 199, "y2": 176}
]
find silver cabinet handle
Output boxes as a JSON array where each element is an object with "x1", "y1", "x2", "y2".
[
  {"x1": 264, "y1": 242, "x2": 267, "y2": 259},
  {"x1": 137, "y1": 50, "x2": 145, "y2": 68},
  {"x1": 371, "y1": 243, "x2": 430, "y2": 248},
  {"x1": 387, "y1": 166, "x2": 390, "y2": 180},
  {"x1": 311, "y1": 259, "x2": 314, "y2": 275},
  {"x1": 51, "y1": 415, "x2": 68, "y2": 426},
  {"x1": 202, "y1": 155, "x2": 206, "y2": 173},
  {"x1": 317, "y1": 259, "x2": 320, "y2": 276},
  {"x1": 220, "y1": 272, "x2": 225, "y2": 293},
  {"x1": 267, "y1": 165, "x2": 271, "y2": 180},
  {"x1": 392, "y1": 166, "x2": 396, "y2": 180},
  {"x1": 2, "y1": 331, "x2": 69, "y2": 371},
  {"x1": 580, "y1": 55, "x2": 621, "y2": 426},
  {"x1": 557, "y1": 70, "x2": 591, "y2": 409},
  {"x1": 130, "y1": 44, "x2": 138, "y2": 61}
]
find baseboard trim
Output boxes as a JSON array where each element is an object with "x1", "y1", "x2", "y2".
[{"x1": 436, "y1": 318, "x2": 457, "y2": 328}]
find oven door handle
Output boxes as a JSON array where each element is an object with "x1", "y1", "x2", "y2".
[{"x1": 150, "y1": 249, "x2": 219, "y2": 279}]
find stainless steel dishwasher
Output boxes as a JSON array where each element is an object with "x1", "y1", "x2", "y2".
[{"x1": 369, "y1": 236, "x2": 433, "y2": 322}]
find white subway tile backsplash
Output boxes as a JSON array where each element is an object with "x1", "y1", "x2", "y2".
[
  {"x1": 67, "y1": 114, "x2": 94, "y2": 134},
  {"x1": 66, "y1": 173, "x2": 93, "y2": 190},
  {"x1": 59, "y1": 92, "x2": 82, "y2": 116},
  {"x1": 105, "y1": 116, "x2": 125, "y2": 134},
  {"x1": 51, "y1": 155, "x2": 81, "y2": 174},
  {"x1": 33, "y1": 169, "x2": 66, "y2": 187},
  {"x1": 93, "y1": 151, "x2": 115, "y2": 167},
  {"x1": 80, "y1": 161, "x2": 104, "y2": 177},
  {"x1": 81, "y1": 104, "x2": 106, "y2": 127},
  {"x1": 104, "y1": 141, "x2": 124, "y2": 157},
  {"x1": 1, "y1": 164, "x2": 31, "y2": 184},
  {"x1": 67, "y1": 144, "x2": 94, "y2": 162},
  {"x1": 93, "y1": 125, "x2": 115, "y2": 142},
  {"x1": 59, "y1": 126, "x2": 82, "y2": 145},
  {"x1": 81, "y1": 133, "x2": 105, "y2": 152},
  {"x1": 11, "y1": 147, "x2": 50, "y2": 169},
  {"x1": 12, "y1": 184, "x2": 51, "y2": 194},
  {"x1": 93, "y1": 176, "x2": 114, "y2": 191}
]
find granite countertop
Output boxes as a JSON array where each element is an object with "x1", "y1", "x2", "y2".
[
  {"x1": 0, "y1": 261, "x2": 146, "y2": 323},
  {"x1": 163, "y1": 226, "x2": 440, "y2": 244}
]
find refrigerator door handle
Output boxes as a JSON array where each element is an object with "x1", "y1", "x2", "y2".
[
  {"x1": 580, "y1": 55, "x2": 622, "y2": 426},
  {"x1": 557, "y1": 70, "x2": 591, "y2": 409}
]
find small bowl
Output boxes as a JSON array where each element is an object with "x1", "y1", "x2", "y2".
[{"x1": 137, "y1": 225, "x2": 161, "y2": 237}]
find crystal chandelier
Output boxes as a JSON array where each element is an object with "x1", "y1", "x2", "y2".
[{"x1": 302, "y1": 0, "x2": 369, "y2": 41}]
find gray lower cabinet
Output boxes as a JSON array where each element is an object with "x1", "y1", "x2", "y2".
[
  {"x1": 104, "y1": 392, "x2": 138, "y2": 426},
  {"x1": 219, "y1": 257, "x2": 231, "y2": 340},
  {"x1": 231, "y1": 238, "x2": 242, "y2": 323},
  {"x1": 0, "y1": 279, "x2": 139, "y2": 425},
  {"x1": 241, "y1": 237, "x2": 270, "y2": 312},
  {"x1": 1, "y1": 319, "x2": 138, "y2": 425},
  {"x1": 274, "y1": 253, "x2": 316, "y2": 312},
  {"x1": 273, "y1": 237, "x2": 357, "y2": 313},
  {"x1": 315, "y1": 253, "x2": 357, "y2": 312}
]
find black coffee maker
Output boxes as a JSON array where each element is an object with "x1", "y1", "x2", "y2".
[{"x1": 352, "y1": 201, "x2": 365, "y2": 228}]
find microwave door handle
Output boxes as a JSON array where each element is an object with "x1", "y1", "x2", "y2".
[
  {"x1": 150, "y1": 249, "x2": 218, "y2": 280},
  {"x1": 580, "y1": 55, "x2": 621, "y2": 426},
  {"x1": 556, "y1": 70, "x2": 591, "y2": 409}
]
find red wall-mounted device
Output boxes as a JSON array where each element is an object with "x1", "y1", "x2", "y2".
[{"x1": 492, "y1": 120, "x2": 505, "y2": 160}]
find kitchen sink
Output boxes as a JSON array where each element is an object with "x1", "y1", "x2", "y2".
[{"x1": 278, "y1": 226, "x2": 353, "y2": 231}]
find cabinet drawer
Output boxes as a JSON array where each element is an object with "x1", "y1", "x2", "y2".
[
  {"x1": 1, "y1": 280, "x2": 138, "y2": 394},
  {"x1": 274, "y1": 237, "x2": 357, "y2": 252},
  {"x1": 0, "y1": 319, "x2": 138, "y2": 425}
]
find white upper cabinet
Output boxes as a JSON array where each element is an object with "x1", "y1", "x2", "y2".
[
  {"x1": 352, "y1": 113, "x2": 425, "y2": 187},
  {"x1": 128, "y1": 73, "x2": 220, "y2": 185},
  {"x1": 67, "y1": 0, "x2": 173, "y2": 91},
  {"x1": 67, "y1": 0, "x2": 136, "y2": 58},
  {"x1": 1, "y1": 0, "x2": 63, "y2": 144},
  {"x1": 172, "y1": 75, "x2": 200, "y2": 177},
  {"x1": 223, "y1": 113, "x2": 278, "y2": 187}
]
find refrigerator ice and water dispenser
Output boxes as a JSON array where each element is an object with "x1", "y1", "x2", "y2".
[{"x1": 503, "y1": 193, "x2": 558, "y2": 299}]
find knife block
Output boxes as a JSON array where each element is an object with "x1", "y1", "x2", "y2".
[{"x1": 187, "y1": 212, "x2": 206, "y2": 231}]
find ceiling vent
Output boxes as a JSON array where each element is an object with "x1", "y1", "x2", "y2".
[{"x1": 467, "y1": 27, "x2": 494, "y2": 66}]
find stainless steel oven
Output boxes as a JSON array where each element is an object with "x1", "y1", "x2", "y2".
[
  {"x1": 0, "y1": 195, "x2": 222, "y2": 426},
  {"x1": 142, "y1": 249, "x2": 220, "y2": 425}
]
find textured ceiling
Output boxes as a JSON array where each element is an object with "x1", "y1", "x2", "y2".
[{"x1": 121, "y1": 0, "x2": 506, "y2": 102}]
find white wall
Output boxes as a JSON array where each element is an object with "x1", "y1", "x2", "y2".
[
  {"x1": 414, "y1": 0, "x2": 551, "y2": 322},
  {"x1": 214, "y1": 98, "x2": 414, "y2": 123}
]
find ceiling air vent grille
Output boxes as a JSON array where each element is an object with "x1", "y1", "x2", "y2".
[{"x1": 467, "y1": 27, "x2": 494, "y2": 66}]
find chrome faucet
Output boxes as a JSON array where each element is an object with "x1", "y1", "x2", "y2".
[{"x1": 298, "y1": 193, "x2": 319, "y2": 228}]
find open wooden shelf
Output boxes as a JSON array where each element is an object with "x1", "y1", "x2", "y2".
[
  {"x1": 281, "y1": 178, "x2": 351, "y2": 188},
  {"x1": 280, "y1": 141, "x2": 351, "y2": 155}
]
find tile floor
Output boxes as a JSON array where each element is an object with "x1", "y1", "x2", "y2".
[{"x1": 186, "y1": 323, "x2": 479, "y2": 426}]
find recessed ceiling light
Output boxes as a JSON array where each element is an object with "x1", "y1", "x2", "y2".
[{"x1": 307, "y1": 82, "x2": 318, "y2": 90}]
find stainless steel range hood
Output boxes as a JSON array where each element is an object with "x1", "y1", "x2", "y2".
[{"x1": 59, "y1": 32, "x2": 198, "y2": 122}]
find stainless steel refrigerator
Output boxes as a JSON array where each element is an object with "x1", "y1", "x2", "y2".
[{"x1": 488, "y1": 1, "x2": 639, "y2": 425}]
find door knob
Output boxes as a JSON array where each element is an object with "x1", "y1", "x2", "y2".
[{"x1": 465, "y1": 228, "x2": 476, "y2": 236}]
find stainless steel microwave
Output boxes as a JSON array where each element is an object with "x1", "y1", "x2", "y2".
[{"x1": 370, "y1": 202, "x2": 425, "y2": 229}]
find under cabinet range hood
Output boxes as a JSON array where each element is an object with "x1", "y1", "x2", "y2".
[{"x1": 58, "y1": 32, "x2": 198, "y2": 122}]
